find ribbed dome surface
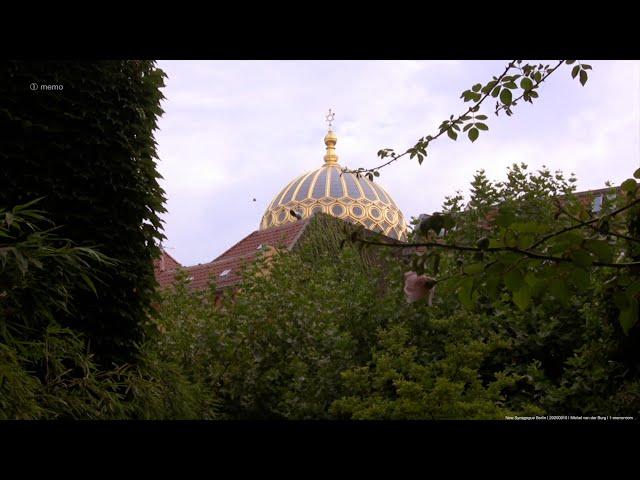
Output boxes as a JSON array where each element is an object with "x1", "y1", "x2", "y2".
[{"x1": 260, "y1": 164, "x2": 407, "y2": 241}]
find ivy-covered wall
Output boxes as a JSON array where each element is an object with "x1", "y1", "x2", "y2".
[{"x1": 0, "y1": 61, "x2": 167, "y2": 365}]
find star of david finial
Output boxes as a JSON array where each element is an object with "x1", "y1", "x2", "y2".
[{"x1": 325, "y1": 109, "x2": 335, "y2": 130}]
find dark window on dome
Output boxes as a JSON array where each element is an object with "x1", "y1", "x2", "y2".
[
  {"x1": 329, "y1": 167, "x2": 344, "y2": 198},
  {"x1": 282, "y1": 175, "x2": 304, "y2": 205},
  {"x1": 371, "y1": 207, "x2": 381, "y2": 219},
  {"x1": 311, "y1": 169, "x2": 328, "y2": 199},
  {"x1": 358, "y1": 177, "x2": 377, "y2": 201},
  {"x1": 352, "y1": 206, "x2": 363, "y2": 217},
  {"x1": 343, "y1": 173, "x2": 362, "y2": 198},
  {"x1": 371, "y1": 183, "x2": 389, "y2": 203},
  {"x1": 331, "y1": 204, "x2": 344, "y2": 216},
  {"x1": 295, "y1": 171, "x2": 316, "y2": 201},
  {"x1": 311, "y1": 205, "x2": 324, "y2": 215},
  {"x1": 363, "y1": 219, "x2": 374, "y2": 229},
  {"x1": 278, "y1": 210, "x2": 286, "y2": 222}
]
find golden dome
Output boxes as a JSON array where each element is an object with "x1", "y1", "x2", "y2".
[{"x1": 259, "y1": 122, "x2": 407, "y2": 241}]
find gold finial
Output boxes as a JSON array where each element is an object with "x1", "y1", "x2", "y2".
[{"x1": 323, "y1": 109, "x2": 338, "y2": 165}]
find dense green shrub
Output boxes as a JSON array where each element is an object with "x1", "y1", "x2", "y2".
[
  {"x1": 0, "y1": 202, "x2": 205, "y2": 419},
  {"x1": 1, "y1": 60, "x2": 167, "y2": 365},
  {"x1": 149, "y1": 166, "x2": 640, "y2": 419}
]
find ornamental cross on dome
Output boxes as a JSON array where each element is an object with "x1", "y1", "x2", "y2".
[{"x1": 325, "y1": 109, "x2": 335, "y2": 130}]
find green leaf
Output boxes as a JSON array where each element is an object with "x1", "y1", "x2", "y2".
[
  {"x1": 491, "y1": 86, "x2": 501, "y2": 98},
  {"x1": 571, "y1": 267, "x2": 591, "y2": 289},
  {"x1": 619, "y1": 299, "x2": 639, "y2": 335},
  {"x1": 475, "y1": 114, "x2": 488, "y2": 120},
  {"x1": 464, "y1": 262, "x2": 484, "y2": 275},
  {"x1": 579, "y1": 70, "x2": 588, "y2": 86},
  {"x1": 458, "y1": 276, "x2": 475, "y2": 310},
  {"x1": 583, "y1": 239, "x2": 613, "y2": 263},
  {"x1": 571, "y1": 65, "x2": 580, "y2": 79},
  {"x1": 495, "y1": 208, "x2": 516, "y2": 228},
  {"x1": 520, "y1": 78, "x2": 533, "y2": 90},
  {"x1": 475, "y1": 123, "x2": 488, "y2": 131},
  {"x1": 621, "y1": 178, "x2": 637, "y2": 193},
  {"x1": 504, "y1": 269, "x2": 523, "y2": 293},
  {"x1": 549, "y1": 278, "x2": 570, "y2": 305},
  {"x1": 500, "y1": 88, "x2": 512, "y2": 105},
  {"x1": 468, "y1": 128, "x2": 479, "y2": 142},
  {"x1": 570, "y1": 250, "x2": 594, "y2": 268},
  {"x1": 614, "y1": 291, "x2": 631, "y2": 310},
  {"x1": 565, "y1": 60, "x2": 576, "y2": 65},
  {"x1": 513, "y1": 285, "x2": 532, "y2": 311},
  {"x1": 447, "y1": 129, "x2": 458, "y2": 141},
  {"x1": 626, "y1": 279, "x2": 640, "y2": 298},
  {"x1": 472, "y1": 83, "x2": 482, "y2": 92},
  {"x1": 634, "y1": 168, "x2": 640, "y2": 179}
]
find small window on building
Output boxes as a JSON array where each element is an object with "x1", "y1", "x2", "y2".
[
  {"x1": 219, "y1": 269, "x2": 231, "y2": 277},
  {"x1": 592, "y1": 195, "x2": 603, "y2": 213}
]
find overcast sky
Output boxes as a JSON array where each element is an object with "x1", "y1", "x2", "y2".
[{"x1": 154, "y1": 60, "x2": 640, "y2": 267}]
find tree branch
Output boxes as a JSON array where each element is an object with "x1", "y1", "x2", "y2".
[
  {"x1": 354, "y1": 236, "x2": 640, "y2": 269},
  {"x1": 342, "y1": 60, "x2": 518, "y2": 176}
]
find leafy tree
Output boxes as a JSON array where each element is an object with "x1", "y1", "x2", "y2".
[{"x1": 1, "y1": 60, "x2": 167, "y2": 365}]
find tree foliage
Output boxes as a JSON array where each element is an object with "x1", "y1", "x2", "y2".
[
  {"x1": 0, "y1": 60, "x2": 167, "y2": 365},
  {"x1": 0, "y1": 202, "x2": 206, "y2": 419}
]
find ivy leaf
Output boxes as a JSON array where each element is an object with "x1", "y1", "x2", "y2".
[{"x1": 468, "y1": 128, "x2": 479, "y2": 143}]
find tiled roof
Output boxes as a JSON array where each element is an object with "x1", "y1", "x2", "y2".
[
  {"x1": 155, "y1": 218, "x2": 311, "y2": 291},
  {"x1": 154, "y1": 250, "x2": 182, "y2": 272}
]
